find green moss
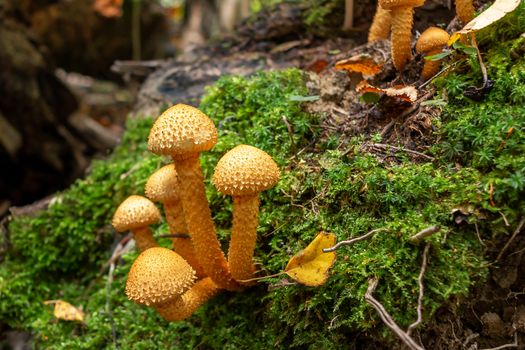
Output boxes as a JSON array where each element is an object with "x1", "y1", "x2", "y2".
[{"x1": 2, "y1": 9, "x2": 525, "y2": 345}]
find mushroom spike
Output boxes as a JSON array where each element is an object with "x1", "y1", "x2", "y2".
[
  {"x1": 112, "y1": 195, "x2": 160, "y2": 252},
  {"x1": 145, "y1": 165, "x2": 206, "y2": 278},
  {"x1": 212, "y1": 145, "x2": 280, "y2": 284},
  {"x1": 379, "y1": 0, "x2": 425, "y2": 71},
  {"x1": 147, "y1": 104, "x2": 241, "y2": 291},
  {"x1": 368, "y1": 4, "x2": 392, "y2": 42}
]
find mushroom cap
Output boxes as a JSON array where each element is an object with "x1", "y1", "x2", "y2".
[
  {"x1": 147, "y1": 104, "x2": 218, "y2": 158},
  {"x1": 379, "y1": 0, "x2": 424, "y2": 10},
  {"x1": 112, "y1": 195, "x2": 161, "y2": 232},
  {"x1": 212, "y1": 145, "x2": 280, "y2": 196},
  {"x1": 145, "y1": 165, "x2": 180, "y2": 203},
  {"x1": 416, "y1": 27, "x2": 450, "y2": 53},
  {"x1": 126, "y1": 247, "x2": 196, "y2": 306}
]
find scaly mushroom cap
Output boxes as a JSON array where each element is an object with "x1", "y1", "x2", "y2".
[
  {"x1": 212, "y1": 145, "x2": 280, "y2": 196},
  {"x1": 126, "y1": 247, "x2": 196, "y2": 306},
  {"x1": 379, "y1": 0, "x2": 424, "y2": 10},
  {"x1": 147, "y1": 104, "x2": 218, "y2": 158},
  {"x1": 416, "y1": 27, "x2": 450, "y2": 53},
  {"x1": 112, "y1": 195, "x2": 161, "y2": 232},
  {"x1": 145, "y1": 165, "x2": 180, "y2": 203}
]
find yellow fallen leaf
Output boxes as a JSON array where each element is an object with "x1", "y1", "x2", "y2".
[
  {"x1": 44, "y1": 300, "x2": 84, "y2": 322},
  {"x1": 285, "y1": 232, "x2": 337, "y2": 286},
  {"x1": 335, "y1": 56, "x2": 383, "y2": 76},
  {"x1": 449, "y1": 0, "x2": 521, "y2": 45}
]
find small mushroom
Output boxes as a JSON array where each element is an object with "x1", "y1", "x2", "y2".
[
  {"x1": 145, "y1": 165, "x2": 206, "y2": 278},
  {"x1": 126, "y1": 247, "x2": 219, "y2": 320},
  {"x1": 112, "y1": 195, "x2": 160, "y2": 251},
  {"x1": 379, "y1": 0, "x2": 425, "y2": 71},
  {"x1": 368, "y1": 3, "x2": 392, "y2": 42},
  {"x1": 212, "y1": 145, "x2": 280, "y2": 283},
  {"x1": 416, "y1": 27, "x2": 450, "y2": 80},
  {"x1": 148, "y1": 104, "x2": 241, "y2": 291}
]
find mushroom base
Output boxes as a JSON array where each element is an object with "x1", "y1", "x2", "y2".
[{"x1": 155, "y1": 278, "x2": 219, "y2": 321}]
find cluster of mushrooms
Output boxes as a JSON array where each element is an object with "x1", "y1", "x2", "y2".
[
  {"x1": 111, "y1": 104, "x2": 280, "y2": 321},
  {"x1": 367, "y1": 0, "x2": 474, "y2": 79}
]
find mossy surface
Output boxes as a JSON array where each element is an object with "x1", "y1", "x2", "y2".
[{"x1": 1, "y1": 7, "x2": 525, "y2": 347}]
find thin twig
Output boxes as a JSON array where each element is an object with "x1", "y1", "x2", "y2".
[
  {"x1": 407, "y1": 243, "x2": 431, "y2": 335},
  {"x1": 365, "y1": 278, "x2": 424, "y2": 350},
  {"x1": 480, "y1": 331, "x2": 518, "y2": 350},
  {"x1": 323, "y1": 228, "x2": 386, "y2": 252},
  {"x1": 409, "y1": 226, "x2": 441, "y2": 244},
  {"x1": 496, "y1": 217, "x2": 525, "y2": 262},
  {"x1": 474, "y1": 222, "x2": 486, "y2": 247}
]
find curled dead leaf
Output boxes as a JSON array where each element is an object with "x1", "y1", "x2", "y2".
[
  {"x1": 335, "y1": 56, "x2": 383, "y2": 77},
  {"x1": 284, "y1": 232, "x2": 337, "y2": 286},
  {"x1": 356, "y1": 81, "x2": 418, "y2": 103}
]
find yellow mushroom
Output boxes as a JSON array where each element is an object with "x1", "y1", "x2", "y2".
[
  {"x1": 112, "y1": 195, "x2": 160, "y2": 251},
  {"x1": 147, "y1": 104, "x2": 241, "y2": 291},
  {"x1": 126, "y1": 247, "x2": 219, "y2": 321},
  {"x1": 368, "y1": 3, "x2": 392, "y2": 42},
  {"x1": 145, "y1": 165, "x2": 206, "y2": 278},
  {"x1": 379, "y1": 0, "x2": 425, "y2": 71},
  {"x1": 416, "y1": 27, "x2": 450, "y2": 80},
  {"x1": 212, "y1": 145, "x2": 280, "y2": 283}
]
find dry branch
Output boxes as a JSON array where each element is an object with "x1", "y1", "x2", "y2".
[
  {"x1": 409, "y1": 226, "x2": 441, "y2": 244},
  {"x1": 365, "y1": 278, "x2": 424, "y2": 350},
  {"x1": 323, "y1": 228, "x2": 386, "y2": 252}
]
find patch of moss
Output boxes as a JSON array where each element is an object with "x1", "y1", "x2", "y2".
[{"x1": 2, "y1": 8, "x2": 525, "y2": 345}]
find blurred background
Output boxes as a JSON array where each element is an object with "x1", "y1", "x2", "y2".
[{"x1": 0, "y1": 0, "x2": 283, "y2": 211}]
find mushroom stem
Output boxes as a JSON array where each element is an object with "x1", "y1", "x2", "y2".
[
  {"x1": 390, "y1": 6, "x2": 415, "y2": 71},
  {"x1": 164, "y1": 201, "x2": 206, "y2": 278},
  {"x1": 173, "y1": 154, "x2": 241, "y2": 291},
  {"x1": 368, "y1": 4, "x2": 391, "y2": 42},
  {"x1": 155, "y1": 277, "x2": 219, "y2": 321},
  {"x1": 456, "y1": 0, "x2": 474, "y2": 24},
  {"x1": 132, "y1": 227, "x2": 159, "y2": 251},
  {"x1": 228, "y1": 195, "x2": 260, "y2": 283},
  {"x1": 421, "y1": 48, "x2": 443, "y2": 80}
]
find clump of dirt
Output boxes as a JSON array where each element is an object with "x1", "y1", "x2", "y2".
[{"x1": 303, "y1": 39, "x2": 439, "y2": 162}]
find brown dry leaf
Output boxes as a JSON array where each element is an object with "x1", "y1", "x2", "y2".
[
  {"x1": 356, "y1": 81, "x2": 418, "y2": 103},
  {"x1": 449, "y1": 0, "x2": 521, "y2": 44},
  {"x1": 284, "y1": 232, "x2": 337, "y2": 286},
  {"x1": 44, "y1": 300, "x2": 84, "y2": 322},
  {"x1": 335, "y1": 56, "x2": 383, "y2": 76},
  {"x1": 93, "y1": 0, "x2": 124, "y2": 18}
]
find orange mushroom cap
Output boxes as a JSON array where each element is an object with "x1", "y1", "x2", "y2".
[
  {"x1": 416, "y1": 27, "x2": 450, "y2": 53},
  {"x1": 112, "y1": 195, "x2": 161, "y2": 232},
  {"x1": 212, "y1": 145, "x2": 280, "y2": 197},
  {"x1": 147, "y1": 104, "x2": 218, "y2": 159},
  {"x1": 126, "y1": 247, "x2": 196, "y2": 306}
]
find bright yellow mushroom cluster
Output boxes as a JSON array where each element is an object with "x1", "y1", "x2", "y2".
[{"x1": 112, "y1": 104, "x2": 280, "y2": 320}]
